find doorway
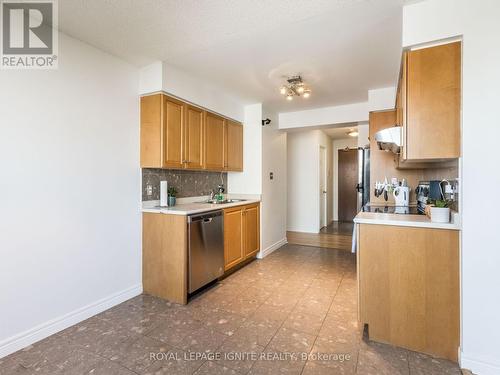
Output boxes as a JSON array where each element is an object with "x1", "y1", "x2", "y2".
[
  {"x1": 338, "y1": 148, "x2": 358, "y2": 222},
  {"x1": 319, "y1": 146, "x2": 327, "y2": 228}
]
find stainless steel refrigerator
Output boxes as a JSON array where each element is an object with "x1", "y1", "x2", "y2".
[{"x1": 356, "y1": 147, "x2": 370, "y2": 211}]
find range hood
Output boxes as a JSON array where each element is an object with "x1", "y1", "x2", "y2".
[{"x1": 374, "y1": 126, "x2": 402, "y2": 154}]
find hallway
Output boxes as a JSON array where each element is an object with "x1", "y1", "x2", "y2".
[
  {"x1": 287, "y1": 221, "x2": 354, "y2": 251},
  {"x1": 0, "y1": 245, "x2": 461, "y2": 374},
  {"x1": 320, "y1": 221, "x2": 354, "y2": 236}
]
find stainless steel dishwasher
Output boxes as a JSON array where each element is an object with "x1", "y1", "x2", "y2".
[{"x1": 188, "y1": 210, "x2": 224, "y2": 293}]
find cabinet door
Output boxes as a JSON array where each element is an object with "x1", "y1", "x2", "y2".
[
  {"x1": 162, "y1": 96, "x2": 184, "y2": 168},
  {"x1": 225, "y1": 121, "x2": 243, "y2": 171},
  {"x1": 406, "y1": 42, "x2": 461, "y2": 160},
  {"x1": 223, "y1": 207, "x2": 243, "y2": 270},
  {"x1": 400, "y1": 51, "x2": 408, "y2": 161},
  {"x1": 184, "y1": 105, "x2": 204, "y2": 170},
  {"x1": 140, "y1": 94, "x2": 162, "y2": 168},
  {"x1": 204, "y1": 112, "x2": 225, "y2": 170},
  {"x1": 358, "y1": 224, "x2": 459, "y2": 361},
  {"x1": 243, "y1": 204, "x2": 260, "y2": 258}
]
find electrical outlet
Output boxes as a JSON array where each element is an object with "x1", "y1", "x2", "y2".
[
  {"x1": 146, "y1": 184, "x2": 153, "y2": 196},
  {"x1": 269, "y1": 172, "x2": 274, "y2": 180}
]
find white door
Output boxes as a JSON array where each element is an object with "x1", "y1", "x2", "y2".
[{"x1": 319, "y1": 146, "x2": 327, "y2": 228}]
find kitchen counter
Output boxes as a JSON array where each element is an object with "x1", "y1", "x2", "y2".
[
  {"x1": 142, "y1": 197, "x2": 261, "y2": 216},
  {"x1": 353, "y1": 211, "x2": 461, "y2": 230}
]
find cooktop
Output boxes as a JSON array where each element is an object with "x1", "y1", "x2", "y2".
[{"x1": 362, "y1": 205, "x2": 422, "y2": 215}]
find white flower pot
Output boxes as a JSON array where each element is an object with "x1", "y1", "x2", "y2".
[{"x1": 430, "y1": 207, "x2": 450, "y2": 223}]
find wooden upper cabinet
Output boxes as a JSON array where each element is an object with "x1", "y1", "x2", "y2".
[
  {"x1": 162, "y1": 96, "x2": 185, "y2": 169},
  {"x1": 140, "y1": 93, "x2": 242, "y2": 172},
  {"x1": 395, "y1": 51, "x2": 408, "y2": 162},
  {"x1": 405, "y1": 42, "x2": 461, "y2": 160},
  {"x1": 140, "y1": 94, "x2": 162, "y2": 168},
  {"x1": 223, "y1": 207, "x2": 244, "y2": 271},
  {"x1": 243, "y1": 204, "x2": 260, "y2": 258},
  {"x1": 225, "y1": 120, "x2": 243, "y2": 171},
  {"x1": 184, "y1": 105, "x2": 204, "y2": 170},
  {"x1": 204, "y1": 112, "x2": 225, "y2": 170}
]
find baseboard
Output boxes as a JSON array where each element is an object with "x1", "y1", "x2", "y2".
[
  {"x1": 257, "y1": 238, "x2": 287, "y2": 259},
  {"x1": 286, "y1": 229, "x2": 319, "y2": 234},
  {"x1": 461, "y1": 354, "x2": 500, "y2": 375},
  {"x1": 0, "y1": 284, "x2": 142, "y2": 359}
]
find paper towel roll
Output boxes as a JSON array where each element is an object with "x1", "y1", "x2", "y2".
[{"x1": 160, "y1": 181, "x2": 168, "y2": 207}]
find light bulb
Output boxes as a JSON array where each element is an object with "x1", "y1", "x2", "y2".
[
  {"x1": 303, "y1": 89, "x2": 311, "y2": 98},
  {"x1": 347, "y1": 130, "x2": 359, "y2": 137},
  {"x1": 297, "y1": 86, "x2": 305, "y2": 94},
  {"x1": 279, "y1": 86, "x2": 287, "y2": 95},
  {"x1": 286, "y1": 94, "x2": 293, "y2": 101}
]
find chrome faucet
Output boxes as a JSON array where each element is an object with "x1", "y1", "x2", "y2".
[{"x1": 217, "y1": 184, "x2": 225, "y2": 195}]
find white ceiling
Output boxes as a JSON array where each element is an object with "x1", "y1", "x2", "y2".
[
  {"x1": 59, "y1": 0, "x2": 405, "y2": 112},
  {"x1": 323, "y1": 125, "x2": 358, "y2": 140}
]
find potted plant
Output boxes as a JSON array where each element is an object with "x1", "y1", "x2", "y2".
[
  {"x1": 429, "y1": 199, "x2": 450, "y2": 223},
  {"x1": 167, "y1": 187, "x2": 178, "y2": 207}
]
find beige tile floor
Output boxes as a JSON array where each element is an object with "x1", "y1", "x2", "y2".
[{"x1": 0, "y1": 244, "x2": 464, "y2": 375}]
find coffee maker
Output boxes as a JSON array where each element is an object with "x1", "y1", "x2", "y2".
[{"x1": 416, "y1": 180, "x2": 443, "y2": 214}]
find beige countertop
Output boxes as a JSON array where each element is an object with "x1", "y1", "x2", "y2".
[
  {"x1": 353, "y1": 211, "x2": 461, "y2": 230},
  {"x1": 141, "y1": 195, "x2": 261, "y2": 216}
]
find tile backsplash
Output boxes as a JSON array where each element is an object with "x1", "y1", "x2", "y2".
[{"x1": 142, "y1": 169, "x2": 228, "y2": 201}]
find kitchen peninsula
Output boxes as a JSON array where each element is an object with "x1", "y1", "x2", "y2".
[{"x1": 354, "y1": 40, "x2": 462, "y2": 362}]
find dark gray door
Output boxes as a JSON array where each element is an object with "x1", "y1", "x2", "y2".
[{"x1": 338, "y1": 149, "x2": 359, "y2": 222}]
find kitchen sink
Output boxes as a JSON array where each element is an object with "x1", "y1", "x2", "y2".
[{"x1": 201, "y1": 199, "x2": 247, "y2": 204}]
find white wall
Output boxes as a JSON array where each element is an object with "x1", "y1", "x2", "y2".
[
  {"x1": 227, "y1": 103, "x2": 263, "y2": 195},
  {"x1": 402, "y1": 0, "x2": 464, "y2": 48},
  {"x1": 287, "y1": 130, "x2": 332, "y2": 233},
  {"x1": 138, "y1": 61, "x2": 246, "y2": 122},
  {"x1": 278, "y1": 87, "x2": 396, "y2": 131},
  {"x1": 139, "y1": 61, "x2": 163, "y2": 94},
  {"x1": 279, "y1": 102, "x2": 368, "y2": 129},
  {"x1": 260, "y1": 112, "x2": 287, "y2": 256},
  {"x1": 368, "y1": 87, "x2": 397, "y2": 112},
  {"x1": 332, "y1": 138, "x2": 359, "y2": 221},
  {"x1": 321, "y1": 131, "x2": 333, "y2": 225},
  {"x1": 0, "y1": 33, "x2": 141, "y2": 357},
  {"x1": 357, "y1": 122, "x2": 369, "y2": 148},
  {"x1": 403, "y1": 1, "x2": 500, "y2": 373}
]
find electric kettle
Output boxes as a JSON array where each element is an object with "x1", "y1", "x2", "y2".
[{"x1": 393, "y1": 186, "x2": 410, "y2": 206}]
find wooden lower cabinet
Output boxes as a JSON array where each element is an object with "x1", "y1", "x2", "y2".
[
  {"x1": 142, "y1": 203, "x2": 260, "y2": 304},
  {"x1": 223, "y1": 203, "x2": 260, "y2": 271},
  {"x1": 243, "y1": 204, "x2": 260, "y2": 258},
  {"x1": 223, "y1": 207, "x2": 244, "y2": 270},
  {"x1": 358, "y1": 224, "x2": 459, "y2": 362},
  {"x1": 142, "y1": 213, "x2": 187, "y2": 304}
]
